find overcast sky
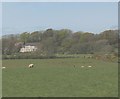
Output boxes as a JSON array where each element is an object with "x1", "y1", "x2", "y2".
[{"x1": 1, "y1": 2, "x2": 118, "y2": 35}]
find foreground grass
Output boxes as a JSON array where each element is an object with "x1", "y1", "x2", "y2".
[{"x1": 2, "y1": 58, "x2": 118, "y2": 97}]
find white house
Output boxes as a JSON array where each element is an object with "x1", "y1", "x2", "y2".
[{"x1": 20, "y1": 43, "x2": 37, "y2": 53}]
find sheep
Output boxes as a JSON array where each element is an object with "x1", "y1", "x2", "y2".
[
  {"x1": 28, "y1": 64, "x2": 34, "y2": 68},
  {"x1": 2, "y1": 67, "x2": 6, "y2": 69},
  {"x1": 81, "y1": 66, "x2": 84, "y2": 68},
  {"x1": 88, "y1": 65, "x2": 92, "y2": 67}
]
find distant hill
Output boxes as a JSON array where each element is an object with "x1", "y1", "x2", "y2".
[{"x1": 2, "y1": 29, "x2": 118, "y2": 56}]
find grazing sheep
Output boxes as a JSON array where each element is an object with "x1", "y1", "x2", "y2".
[
  {"x1": 28, "y1": 64, "x2": 34, "y2": 68},
  {"x1": 88, "y1": 65, "x2": 92, "y2": 67},
  {"x1": 2, "y1": 67, "x2": 6, "y2": 69},
  {"x1": 81, "y1": 66, "x2": 84, "y2": 68}
]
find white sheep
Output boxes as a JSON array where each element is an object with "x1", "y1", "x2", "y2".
[
  {"x1": 2, "y1": 67, "x2": 6, "y2": 69},
  {"x1": 81, "y1": 66, "x2": 84, "y2": 68},
  {"x1": 28, "y1": 64, "x2": 34, "y2": 68},
  {"x1": 88, "y1": 66, "x2": 92, "y2": 68}
]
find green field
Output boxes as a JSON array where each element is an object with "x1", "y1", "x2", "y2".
[{"x1": 2, "y1": 58, "x2": 118, "y2": 97}]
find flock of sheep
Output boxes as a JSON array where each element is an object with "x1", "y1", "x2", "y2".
[
  {"x1": 74, "y1": 65, "x2": 92, "y2": 68},
  {"x1": 28, "y1": 64, "x2": 92, "y2": 68},
  {"x1": 2, "y1": 63, "x2": 92, "y2": 69},
  {"x1": 1, "y1": 55, "x2": 96, "y2": 70}
]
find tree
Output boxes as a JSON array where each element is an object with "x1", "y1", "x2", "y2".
[
  {"x1": 43, "y1": 28, "x2": 54, "y2": 39},
  {"x1": 20, "y1": 32, "x2": 30, "y2": 44},
  {"x1": 42, "y1": 37, "x2": 56, "y2": 56},
  {"x1": 2, "y1": 35, "x2": 18, "y2": 55},
  {"x1": 28, "y1": 31, "x2": 42, "y2": 42}
]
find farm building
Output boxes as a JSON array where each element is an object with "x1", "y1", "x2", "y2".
[{"x1": 20, "y1": 43, "x2": 38, "y2": 53}]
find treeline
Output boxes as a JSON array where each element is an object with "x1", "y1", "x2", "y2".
[{"x1": 2, "y1": 29, "x2": 118, "y2": 58}]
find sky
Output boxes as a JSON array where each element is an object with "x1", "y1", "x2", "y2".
[{"x1": 1, "y1": 2, "x2": 118, "y2": 35}]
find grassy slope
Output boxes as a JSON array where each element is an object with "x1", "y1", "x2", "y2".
[{"x1": 2, "y1": 58, "x2": 118, "y2": 97}]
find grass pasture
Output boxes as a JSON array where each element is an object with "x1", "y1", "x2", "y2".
[{"x1": 2, "y1": 58, "x2": 118, "y2": 97}]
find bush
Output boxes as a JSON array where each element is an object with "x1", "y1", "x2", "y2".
[{"x1": 2, "y1": 53, "x2": 57, "y2": 59}]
